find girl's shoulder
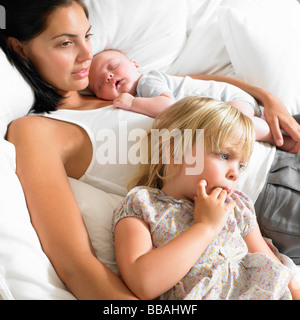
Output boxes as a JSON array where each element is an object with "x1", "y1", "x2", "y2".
[
  {"x1": 127, "y1": 185, "x2": 162, "y2": 198},
  {"x1": 112, "y1": 186, "x2": 164, "y2": 233},
  {"x1": 122, "y1": 186, "x2": 165, "y2": 209},
  {"x1": 230, "y1": 190, "x2": 255, "y2": 213},
  {"x1": 229, "y1": 190, "x2": 256, "y2": 237}
]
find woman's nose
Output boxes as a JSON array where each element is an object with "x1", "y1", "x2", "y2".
[{"x1": 77, "y1": 41, "x2": 93, "y2": 62}]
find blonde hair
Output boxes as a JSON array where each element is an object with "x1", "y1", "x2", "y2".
[{"x1": 129, "y1": 96, "x2": 255, "y2": 189}]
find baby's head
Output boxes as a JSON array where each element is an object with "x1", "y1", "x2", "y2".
[
  {"x1": 88, "y1": 49, "x2": 141, "y2": 100},
  {"x1": 130, "y1": 96, "x2": 255, "y2": 197}
]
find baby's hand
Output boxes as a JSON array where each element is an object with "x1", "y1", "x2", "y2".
[
  {"x1": 113, "y1": 93, "x2": 135, "y2": 111},
  {"x1": 193, "y1": 180, "x2": 235, "y2": 234}
]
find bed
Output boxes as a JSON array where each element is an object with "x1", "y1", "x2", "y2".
[{"x1": 0, "y1": 0, "x2": 300, "y2": 300}]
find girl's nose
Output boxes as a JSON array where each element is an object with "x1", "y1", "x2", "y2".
[{"x1": 226, "y1": 165, "x2": 239, "y2": 181}]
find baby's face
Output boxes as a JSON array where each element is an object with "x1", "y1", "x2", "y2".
[{"x1": 88, "y1": 50, "x2": 141, "y2": 100}]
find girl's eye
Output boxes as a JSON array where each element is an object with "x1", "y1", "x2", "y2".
[
  {"x1": 239, "y1": 163, "x2": 246, "y2": 171},
  {"x1": 218, "y1": 153, "x2": 228, "y2": 160}
]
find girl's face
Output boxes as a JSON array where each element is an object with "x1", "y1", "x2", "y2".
[
  {"x1": 164, "y1": 143, "x2": 246, "y2": 202},
  {"x1": 21, "y1": 2, "x2": 93, "y2": 94},
  {"x1": 88, "y1": 50, "x2": 141, "y2": 100}
]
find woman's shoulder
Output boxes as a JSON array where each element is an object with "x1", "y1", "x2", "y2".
[
  {"x1": 8, "y1": 114, "x2": 83, "y2": 141},
  {"x1": 6, "y1": 114, "x2": 91, "y2": 177}
]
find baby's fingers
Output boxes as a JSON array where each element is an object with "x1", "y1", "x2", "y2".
[{"x1": 113, "y1": 98, "x2": 120, "y2": 108}]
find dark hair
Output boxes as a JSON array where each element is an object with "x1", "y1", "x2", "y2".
[{"x1": 0, "y1": 0, "x2": 89, "y2": 113}]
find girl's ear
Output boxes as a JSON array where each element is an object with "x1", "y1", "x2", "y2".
[{"x1": 7, "y1": 37, "x2": 28, "y2": 60}]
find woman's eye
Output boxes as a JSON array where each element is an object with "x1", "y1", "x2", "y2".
[
  {"x1": 60, "y1": 41, "x2": 72, "y2": 47},
  {"x1": 85, "y1": 33, "x2": 93, "y2": 40}
]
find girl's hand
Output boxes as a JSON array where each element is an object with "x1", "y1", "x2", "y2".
[
  {"x1": 113, "y1": 93, "x2": 135, "y2": 111},
  {"x1": 193, "y1": 180, "x2": 236, "y2": 234}
]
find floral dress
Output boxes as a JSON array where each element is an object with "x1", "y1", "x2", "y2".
[{"x1": 112, "y1": 186, "x2": 292, "y2": 300}]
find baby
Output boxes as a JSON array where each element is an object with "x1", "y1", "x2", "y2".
[{"x1": 88, "y1": 49, "x2": 273, "y2": 145}]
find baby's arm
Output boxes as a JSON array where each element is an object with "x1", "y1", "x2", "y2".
[
  {"x1": 244, "y1": 223, "x2": 300, "y2": 299},
  {"x1": 228, "y1": 100, "x2": 273, "y2": 144},
  {"x1": 190, "y1": 73, "x2": 300, "y2": 152},
  {"x1": 114, "y1": 180, "x2": 235, "y2": 300},
  {"x1": 113, "y1": 93, "x2": 173, "y2": 118}
]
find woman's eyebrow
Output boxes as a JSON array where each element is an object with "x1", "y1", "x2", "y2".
[{"x1": 51, "y1": 26, "x2": 92, "y2": 40}]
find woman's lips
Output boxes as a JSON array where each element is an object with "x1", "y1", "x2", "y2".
[{"x1": 71, "y1": 68, "x2": 89, "y2": 79}]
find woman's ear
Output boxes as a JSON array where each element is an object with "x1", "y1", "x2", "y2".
[{"x1": 6, "y1": 37, "x2": 28, "y2": 60}]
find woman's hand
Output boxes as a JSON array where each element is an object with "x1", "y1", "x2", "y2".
[
  {"x1": 262, "y1": 92, "x2": 300, "y2": 153},
  {"x1": 189, "y1": 73, "x2": 300, "y2": 153},
  {"x1": 193, "y1": 180, "x2": 235, "y2": 234}
]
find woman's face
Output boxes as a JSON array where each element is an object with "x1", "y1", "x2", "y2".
[{"x1": 22, "y1": 2, "x2": 93, "y2": 93}]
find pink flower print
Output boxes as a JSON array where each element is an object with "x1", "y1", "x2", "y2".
[
  {"x1": 164, "y1": 231, "x2": 171, "y2": 238},
  {"x1": 197, "y1": 257, "x2": 203, "y2": 264},
  {"x1": 268, "y1": 280, "x2": 274, "y2": 287}
]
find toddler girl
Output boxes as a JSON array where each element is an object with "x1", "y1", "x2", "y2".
[{"x1": 112, "y1": 96, "x2": 300, "y2": 300}]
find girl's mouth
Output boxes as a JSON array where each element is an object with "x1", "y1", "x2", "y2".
[{"x1": 222, "y1": 187, "x2": 232, "y2": 195}]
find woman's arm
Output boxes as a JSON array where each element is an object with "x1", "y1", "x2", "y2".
[
  {"x1": 7, "y1": 116, "x2": 136, "y2": 300},
  {"x1": 190, "y1": 74, "x2": 300, "y2": 153}
]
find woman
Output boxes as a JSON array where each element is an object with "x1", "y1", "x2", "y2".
[{"x1": 0, "y1": 0, "x2": 299, "y2": 299}]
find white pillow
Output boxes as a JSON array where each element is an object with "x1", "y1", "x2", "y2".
[
  {"x1": 217, "y1": 3, "x2": 300, "y2": 115},
  {"x1": 86, "y1": 0, "x2": 187, "y2": 73},
  {"x1": 0, "y1": 139, "x2": 123, "y2": 299},
  {"x1": 167, "y1": 0, "x2": 235, "y2": 77},
  {"x1": 68, "y1": 177, "x2": 123, "y2": 275},
  {"x1": 0, "y1": 50, "x2": 34, "y2": 138},
  {"x1": 0, "y1": 139, "x2": 75, "y2": 300}
]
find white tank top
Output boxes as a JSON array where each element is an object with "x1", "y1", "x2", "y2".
[
  {"x1": 31, "y1": 105, "x2": 275, "y2": 202},
  {"x1": 33, "y1": 106, "x2": 154, "y2": 196}
]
